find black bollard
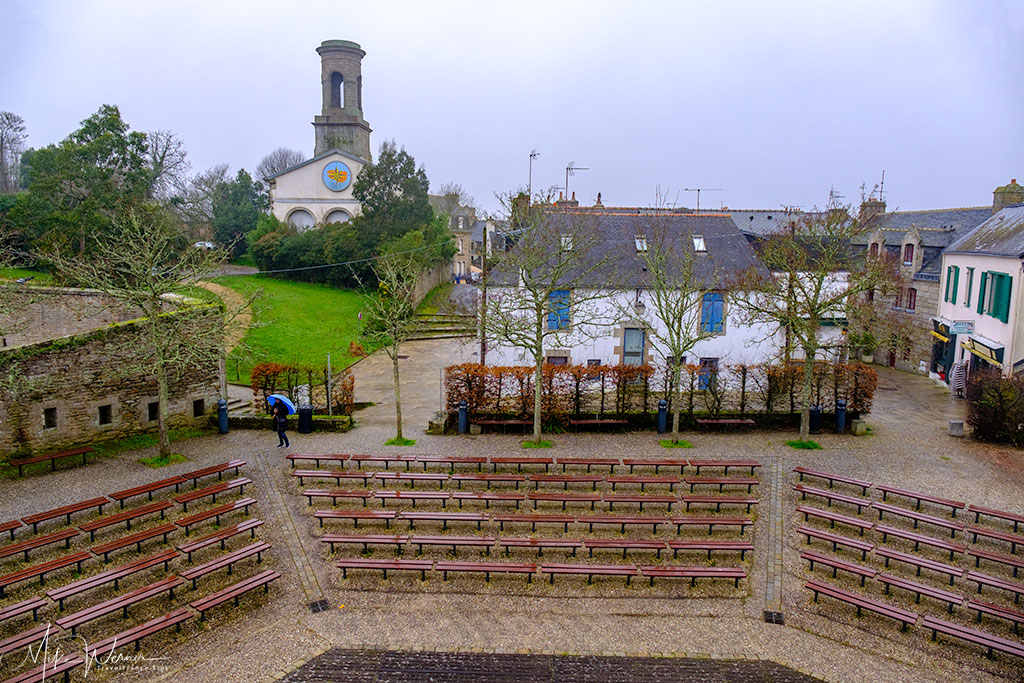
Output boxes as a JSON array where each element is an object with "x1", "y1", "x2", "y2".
[
  {"x1": 217, "y1": 399, "x2": 229, "y2": 434},
  {"x1": 657, "y1": 399, "x2": 668, "y2": 434},
  {"x1": 458, "y1": 400, "x2": 469, "y2": 434},
  {"x1": 835, "y1": 400, "x2": 847, "y2": 434}
]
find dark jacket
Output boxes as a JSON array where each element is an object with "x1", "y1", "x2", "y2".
[{"x1": 273, "y1": 414, "x2": 287, "y2": 433}]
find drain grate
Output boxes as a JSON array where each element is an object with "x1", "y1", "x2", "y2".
[
  {"x1": 308, "y1": 599, "x2": 330, "y2": 613},
  {"x1": 763, "y1": 610, "x2": 785, "y2": 625}
]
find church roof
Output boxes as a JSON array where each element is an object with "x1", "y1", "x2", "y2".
[{"x1": 263, "y1": 148, "x2": 369, "y2": 181}]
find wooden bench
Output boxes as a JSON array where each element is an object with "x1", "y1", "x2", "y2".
[
  {"x1": 189, "y1": 569, "x2": 280, "y2": 620},
  {"x1": 605, "y1": 494, "x2": 677, "y2": 512},
  {"x1": 796, "y1": 505, "x2": 873, "y2": 536},
  {"x1": 452, "y1": 491, "x2": 525, "y2": 509},
  {"x1": 0, "y1": 550, "x2": 91, "y2": 598},
  {"x1": 399, "y1": 511, "x2": 487, "y2": 531},
  {"x1": 873, "y1": 524, "x2": 966, "y2": 560},
  {"x1": 622, "y1": 458, "x2": 688, "y2": 474},
  {"x1": 0, "y1": 528, "x2": 78, "y2": 562},
  {"x1": 47, "y1": 548, "x2": 178, "y2": 610},
  {"x1": 173, "y1": 477, "x2": 251, "y2": 511},
  {"x1": 681, "y1": 496, "x2": 757, "y2": 513},
  {"x1": 967, "y1": 525, "x2": 1024, "y2": 554},
  {"x1": 688, "y1": 459, "x2": 760, "y2": 476},
  {"x1": 176, "y1": 519, "x2": 263, "y2": 562},
  {"x1": 685, "y1": 476, "x2": 758, "y2": 494},
  {"x1": 292, "y1": 469, "x2": 372, "y2": 487},
  {"x1": 180, "y1": 459, "x2": 245, "y2": 487},
  {"x1": 436, "y1": 560, "x2": 536, "y2": 582},
  {"x1": 176, "y1": 497, "x2": 256, "y2": 535},
  {"x1": 556, "y1": 457, "x2": 621, "y2": 473},
  {"x1": 55, "y1": 575, "x2": 183, "y2": 635},
  {"x1": 0, "y1": 520, "x2": 22, "y2": 542},
  {"x1": 337, "y1": 557, "x2": 432, "y2": 580},
  {"x1": 668, "y1": 540, "x2": 753, "y2": 561},
  {"x1": 528, "y1": 492, "x2": 602, "y2": 511},
  {"x1": 373, "y1": 471, "x2": 449, "y2": 489},
  {"x1": 695, "y1": 418, "x2": 755, "y2": 429},
  {"x1": 21, "y1": 496, "x2": 110, "y2": 533},
  {"x1": 450, "y1": 473, "x2": 526, "y2": 490},
  {"x1": 872, "y1": 502, "x2": 964, "y2": 538},
  {"x1": 792, "y1": 467, "x2": 871, "y2": 495},
  {"x1": 967, "y1": 598, "x2": 1024, "y2": 635},
  {"x1": 607, "y1": 475, "x2": 680, "y2": 492},
  {"x1": 490, "y1": 456, "x2": 554, "y2": 473},
  {"x1": 967, "y1": 504, "x2": 1024, "y2": 532},
  {"x1": 969, "y1": 547, "x2": 1024, "y2": 577},
  {"x1": 921, "y1": 614, "x2": 1024, "y2": 660},
  {"x1": 876, "y1": 547, "x2": 963, "y2": 585},
  {"x1": 179, "y1": 541, "x2": 270, "y2": 589},
  {"x1": 567, "y1": 418, "x2": 628, "y2": 432},
  {"x1": 302, "y1": 489, "x2": 373, "y2": 507},
  {"x1": 349, "y1": 454, "x2": 418, "y2": 470},
  {"x1": 1, "y1": 652, "x2": 83, "y2": 683},
  {"x1": 321, "y1": 534, "x2": 409, "y2": 554},
  {"x1": 966, "y1": 570, "x2": 1024, "y2": 604},
  {"x1": 79, "y1": 500, "x2": 172, "y2": 542},
  {"x1": 642, "y1": 565, "x2": 747, "y2": 588},
  {"x1": 578, "y1": 514, "x2": 669, "y2": 534},
  {"x1": 88, "y1": 607, "x2": 193, "y2": 661},
  {"x1": 583, "y1": 539, "x2": 666, "y2": 559},
  {"x1": 801, "y1": 551, "x2": 877, "y2": 586},
  {"x1": 876, "y1": 485, "x2": 965, "y2": 517},
  {"x1": 671, "y1": 516, "x2": 753, "y2": 536},
  {"x1": 416, "y1": 455, "x2": 488, "y2": 471},
  {"x1": 805, "y1": 579, "x2": 918, "y2": 630},
  {"x1": 109, "y1": 475, "x2": 185, "y2": 508},
  {"x1": 375, "y1": 490, "x2": 452, "y2": 508},
  {"x1": 498, "y1": 537, "x2": 581, "y2": 557},
  {"x1": 472, "y1": 419, "x2": 531, "y2": 434},
  {"x1": 409, "y1": 535, "x2": 495, "y2": 556},
  {"x1": 878, "y1": 572, "x2": 965, "y2": 613},
  {"x1": 313, "y1": 509, "x2": 395, "y2": 529},
  {"x1": 542, "y1": 562, "x2": 637, "y2": 584},
  {"x1": 287, "y1": 453, "x2": 349, "y2": 469},
  {"x1": 90, "y1": 522, "x2": 177, "y2": 562},
  {"x1": 797, "y1": 526, "x2": 874, "y2": 560},
  {"x1": 792, "y1": 485, "x2": 869, "y2": 514},
  {"x1": 0, "y1": 596, "x2": 47, "y2": 624},
  {"x1": 530, "y1": 474, "x2": 604, "y2": 491},
  {"x1": 494, "y1": 513, "x2": 574, "y2": 533},
  {"x1": 0, "y1": 622, "x2": 50, "y2": 658},
  {"x1": 10, "y1": 446, "x2": 93, "y2": 476}
]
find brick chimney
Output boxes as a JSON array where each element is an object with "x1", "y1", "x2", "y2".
[
  {"x1": 993, "y1": 179, "x2": 1024, "y2": 214},
  {"x1": 859, "y1": 197, "x2": 886, "y2": 224}
]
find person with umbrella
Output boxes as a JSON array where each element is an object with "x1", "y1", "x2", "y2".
[{"x1": 272, "y1": 398, "x2": 290, "y2": 448}]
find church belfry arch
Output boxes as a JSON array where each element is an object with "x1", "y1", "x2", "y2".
[{"x1": 331, "y1": 72, "x2": 344, "y2": 108}]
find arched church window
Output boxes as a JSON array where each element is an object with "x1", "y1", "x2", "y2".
[
  {"x1": 288, "y1": 209, "x2": 316, "y2": 230},
  {"x1": 331, "y1": 72, "x2": 344, "y2": 108},
  {"x1": 325, "y1": 210, "x2": 351, "y2": 224}
]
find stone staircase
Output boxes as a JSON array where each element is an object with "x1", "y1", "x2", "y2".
[{"x1": 408, "y1": 313, "x2": 476, "y2": 341}]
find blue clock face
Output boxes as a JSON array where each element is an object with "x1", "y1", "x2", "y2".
[{"x1": 322, "y1": 161, "x2": 352, "y2": 192}]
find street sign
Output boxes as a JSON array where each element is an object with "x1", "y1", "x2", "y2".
[{"x1": 951, "y1": 320, "x2": 975, "y2": 335}]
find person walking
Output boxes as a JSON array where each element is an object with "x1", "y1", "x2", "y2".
[{"x1": 272, "y1": 399, "x2": 290, "y2": 448}]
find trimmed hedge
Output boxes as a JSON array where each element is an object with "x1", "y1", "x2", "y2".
[{"x1": 220, "y1": 414, "x2": 354, "y2": 432}]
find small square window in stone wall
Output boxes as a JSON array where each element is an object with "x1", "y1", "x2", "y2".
[
  {"x1": 148, "y1": 402, "x2": 159, "y2": 422},
  {"x1": 98, "y1": 404, "x2": 112, "y2": 425},
  {"x1": 192, "y1": 399, "x2": 205, "y2": 417},
  {"x1": 44, "y1": 407, "x2": 57, "y2": 429}
]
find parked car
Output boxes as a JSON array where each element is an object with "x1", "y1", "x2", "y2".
[{"x1": 193, "y1": 241, "x2": 216, "y2": 250}]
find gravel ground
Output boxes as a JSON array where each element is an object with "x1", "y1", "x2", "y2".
[{"x1": 0, "y1": 366, "x2": 1022, "y2": 682}]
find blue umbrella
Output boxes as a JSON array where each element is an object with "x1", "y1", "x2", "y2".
[{"x1": 267, "y1": 394, "x2": 297, "y2": 415}]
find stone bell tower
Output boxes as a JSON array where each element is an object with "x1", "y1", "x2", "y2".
[{"x1": 313, "y1": 40, "x2": 372, "y2": 161}]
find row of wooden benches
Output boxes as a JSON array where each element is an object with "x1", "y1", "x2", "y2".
[
  {"x1": 1, "y1": 569, "x2": 280, "y2": 683},
  {"x1": 0, "y1": 499, "x2": 257, "y2": 598},
  {"x1": 794, "y1": 466, "x2": 1024, "y2": 532},
  {"x1": 301, "y1": 488, "x2": 758, "y2": 513},
  {"x1": 806, "y1": 579, "x2": 1024, "y2": 660},
  {"x1": 335, "y1": 556, "x2": 747, "y2": 587},
  {"x1": 312, "y1": 509, "x2": 752, "y2": 535},
  {"x1": 287, "y1": 453, "x2": 760, "y2": 475},
  {"x1": 0, "y1": 459, "x2": 246, "y2": 540},
  {"x1": 291, "y1": 470, "x2": 758, "y2": 493}
]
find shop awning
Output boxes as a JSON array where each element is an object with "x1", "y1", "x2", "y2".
[
  {"x1": 961, "y1": 338, "x2": 1003, "y2": 367},
  {"x1": 930, "y1": 330, "x2": 950, "y2": 342}
]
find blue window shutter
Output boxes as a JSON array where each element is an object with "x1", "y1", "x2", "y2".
[
  {"x1": 548, "y1": 290, "x2": 569, "y2": 329},
  {"x1": 701, "y1": 293, "x2": 724, "y2": 333},
  {"x1": 713, "y1": 293, "x2": 724, "y2": 332},
  {"x1": 977, "y1": 272, "x2": 988, "y2": 314},
  {"x1": 998, "y1": 274, "x2": 1012, "y2": 323}
]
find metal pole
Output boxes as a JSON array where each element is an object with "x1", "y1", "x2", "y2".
[
  {"x1": 480, "y1": 226, "x2": 487, "y2": 365},
  {"x1": 327, "y1": 353, "x2": 332, "y2": 416}
]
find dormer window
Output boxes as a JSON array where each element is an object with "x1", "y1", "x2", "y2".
[
  {"x1": 903, "y1": 244, "x2": 915, "y2": 266},
  {"x1": 869, "y1": 243, "x2": 879, "y2": 258},
  {"x1": 634, "y1": 236, "x2": 647, "y2": 252},
  {"x1": 560, "y1": 235, "x2": 573, "y2": 251},
  {"x1": 692, "y1": 235, "x2": 706, "y2": 252}
]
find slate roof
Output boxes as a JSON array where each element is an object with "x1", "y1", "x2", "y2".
[
  {"x1": 945, "y1": 205, "x2": 1024, "y2": 258},
  {"x1": 490, "y1": 210, "x2": 767, "y2": 289},
  {"x1": 262, "y1": 148, "x2": 369, "y2": 181},
  {"x1": 725, "y1": 209, "x2": 803, "y2": 237}
]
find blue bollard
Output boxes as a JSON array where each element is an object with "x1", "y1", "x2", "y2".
[
  {"x1": 458, "y1": 400, "x2": 468, "y2": 434},
  {"x1": 217, "y1": 399, "x2": 229, "y2": 434},
  {"x1": 657, "y1": 399, "x2": 668, "y2": 434},
  {"x1": 809, "y1": 405, "x2": 822, "y2": 434},
  {"x1": 835, "y1": 400, "x2": 847, "y2": 434}
]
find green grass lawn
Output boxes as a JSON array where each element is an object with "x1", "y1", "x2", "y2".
[
  {"x1": 212, "y1": 275, "x2": 374, "y2": 385},
  {"x1": 0, "y1": 267, "x2": 53, "y2": 284}
]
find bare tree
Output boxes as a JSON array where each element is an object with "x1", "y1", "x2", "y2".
[
  {"x1": 172, "y1": 163, "x2": 231, "y2": 239},
  {"x1": 256, "y1": 148, "x2": 305, "y2": 185},
  {"x1": 0, "y1": 112, "x2": 27, "y2": 193},
  {"x1": 359, "y1": 253, "x2": 422, "y2": 443},
  {"x1": 435, "y1": 182, "x2": 477, "y2": 214},
  {"x1": 730, "y1": 197, "x2": 895, "y2": 440},
  {"x1": 482, "y1": 196, "x2": 618, "y2": 442},
  {"x1": 145, "y1": 129, "x2": 191, "y2": 201}
]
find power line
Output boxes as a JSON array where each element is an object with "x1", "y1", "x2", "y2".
[{"x1": 223, "y1": 237, "x2": 456, "y2": 276}]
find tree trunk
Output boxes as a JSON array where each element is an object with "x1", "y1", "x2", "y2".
[
  {"x1": 671, "y1": 362, "x2": 682, "y2": 443},
  {"x1": 392, "y1": 345, "x2": 403, "y2": 440},
  {"x1": 799, "y1": 349, "x2": 816, "y2": 441},
  {"x1": 532, "y1": 354, "x2": 543, "y2": 442},
  {"x1": 156, "y1": 359, "x2": 171, "y2": 458}
]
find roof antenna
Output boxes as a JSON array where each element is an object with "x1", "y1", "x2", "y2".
[
  {"x1": 684, "y1": 187, "x2": 724, "y2": 212},
  {"x1": 878, "y1": 170, "x2": 886, "y2": 202}
]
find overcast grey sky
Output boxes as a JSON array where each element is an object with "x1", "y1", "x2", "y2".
[{"x1": 6, "y1": 0, "x2": 1023, "y2": 214}]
